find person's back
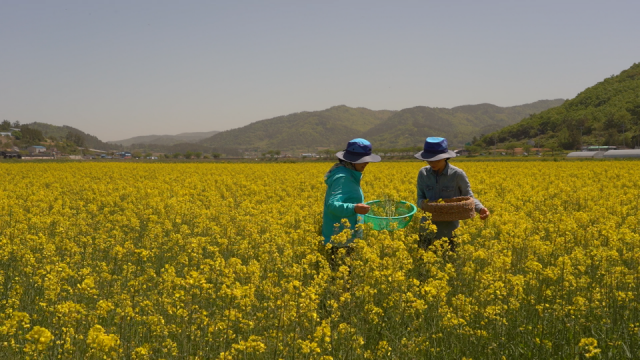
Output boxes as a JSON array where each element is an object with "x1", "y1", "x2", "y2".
[{"x1": 322, "y1": 165, "x2": 364, "y2": 245}]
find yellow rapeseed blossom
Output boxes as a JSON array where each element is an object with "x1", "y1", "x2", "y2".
[
  {"x1": 579, "y1": 337, "x2": 601, "y2": 358},
  {"x1": 23, "y1": 326, "x2": 53, "y2": 357},
  {"x1": 86, "y1": 325, "x2": 121, "y2": 359},
  {"x1": 0, "y1": 161, "x2": 639, "y2": 358}
]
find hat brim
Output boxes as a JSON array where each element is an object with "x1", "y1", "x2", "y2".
[
  {"x1": 414, "y1": 150, "x2": 457, "y2": 161},
  {"x1": 336, "y1": 151, "x2": 382, "y2": 163}
]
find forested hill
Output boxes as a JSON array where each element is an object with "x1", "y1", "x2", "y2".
[
  {"x1": 109, "y1": 130, "x2": 220, "y2": 146},
  {"x1": 200, "y1": 100, "x2": 564, "y2": 151},
  {"x1": 364, "y1": 100, "x2": 564, "y2": 149},
  {"x1": 198, "y1": 105, "x2": 395, "y2": 151},
  {"x1": 481, "y1": 62, "x2": 640, "y2": 149},
  {"x1": 26, "y1": 122, "x2": 122, "y2": 151}
]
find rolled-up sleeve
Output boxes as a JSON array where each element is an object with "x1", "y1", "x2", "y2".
[
  {"x1": 327, "y1": 176, "x2": 356, "y2": 218},
  {"x1": 457, "y1": 171, "x2": 484, "y2": 212}
]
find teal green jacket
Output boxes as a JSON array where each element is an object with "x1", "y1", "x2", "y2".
[{"x1": 322, "y1": 166, "x2": 364, "y2": 245}]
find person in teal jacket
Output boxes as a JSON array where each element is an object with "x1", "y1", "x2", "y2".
[{"x1": 322, "y1": 138, "x2": 381, "y2": 246}]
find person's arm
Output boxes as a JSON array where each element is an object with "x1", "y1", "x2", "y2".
[
  {"x1": 417, "y1": 170, "x2": 428, "y2": 210},
  {"x1": 457, "y1": 171, "x2": 489, "y2": 219},
  {"x1": 326, "y1": 176, "x2": 358, "y2": 217}
]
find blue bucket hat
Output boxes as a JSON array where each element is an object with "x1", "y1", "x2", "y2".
[
  {"x1": 414, "y1": 137, "x2": 457, "y2": 161},
  {"x1": 336, "y1": 138, "x2": 382, "y2": 163}
]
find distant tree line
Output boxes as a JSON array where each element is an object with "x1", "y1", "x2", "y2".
[
  {"x1": 1, "y1": 120, "x2": 46, "y2": 145},
  {"x1": 127, "y1": 142, "x2": 241, "y2": 157},
  {"x1": 0, "y1": 120, "x2": 15, "y2": 131},
  {"x1": 316, "y1": 146, "x2": 423, "y2": 158},
  {"x1": 65, "y1": 131, "x2": 86, "y2": 148}
]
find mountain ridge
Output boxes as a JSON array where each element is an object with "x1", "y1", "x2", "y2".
[
  {"x1": 198, "y1": 105, "x2": 396, "y2": 151},
  {"x1": 200, "y1": 100, "x2": 564, "y2": 151},
  {"x1": 17, "y1": 98, "x2": 567, "y2": 153}
]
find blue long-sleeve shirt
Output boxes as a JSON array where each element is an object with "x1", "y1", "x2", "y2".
[{"x1": 417, "y1": 162, "x2": 484, "y2": 238}]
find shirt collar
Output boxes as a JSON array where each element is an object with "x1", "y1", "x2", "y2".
[{"x1": 429, "y1": 162, "x2": 451, "y2": 176}]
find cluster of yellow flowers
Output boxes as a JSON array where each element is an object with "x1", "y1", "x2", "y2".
[{"x1": 1, "y1": 161, "x2": 639, "y2": 359}]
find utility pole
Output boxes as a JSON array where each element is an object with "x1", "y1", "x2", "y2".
[{"x1": 622, "y1": 123, "x2": 626, "y2": 148}]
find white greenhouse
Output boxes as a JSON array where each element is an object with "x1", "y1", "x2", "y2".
[
  {"x1": 566, "y1": 151, "x2": 605, "y2": 159},
  {"x1": 602, "y1": 150, "x2": 640, "y2": 158}
]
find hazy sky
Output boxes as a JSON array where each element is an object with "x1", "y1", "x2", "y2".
[{"x1": 2, "y1": 1, "x2": 639, "y2": 141}]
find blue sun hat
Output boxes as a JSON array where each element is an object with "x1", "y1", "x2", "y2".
[
  {"x1": 336, "y1": 138, "x2": 382, "y2": 163},
  {"x1": 414, "y1": 137, "x2": 457, "y2": 161}
]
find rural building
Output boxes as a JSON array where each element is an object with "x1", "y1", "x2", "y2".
[
  {"x1": 27, "y1": 145, "x2": 47, "y2": 154},
  {"x1": 0, "y1": 132, "x2": 12, "y2": 137},
  {"x1": 1, "y1": 151, "x2": 22, "y2": 159},
  {"x1": 602, "y1": 150, "x2": 640, "y2": 158},
  {"x1": 22, "y1": 155, "x2": 55, "y2": 160},
  {"x1": 566, "y1": 151, "x2": 605, "y2": 159},
  {"x1": 115, "y1": 152, "x2": 132, "y2": 159}
]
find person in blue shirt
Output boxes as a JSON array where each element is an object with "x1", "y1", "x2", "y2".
[
  {"x1": 415, "y1": 137, "x2": 490, "y2": 250},
  {"x1": 322, "y1": 138, "x2": 381, "y2": 247}
]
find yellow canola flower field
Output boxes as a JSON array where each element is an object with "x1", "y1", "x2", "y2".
[{"x1": 1, "y1": 161, "x2": 639, "y2": 359}]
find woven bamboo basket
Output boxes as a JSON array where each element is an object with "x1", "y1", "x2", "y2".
[{"x1": 424, "y1": 196, "x2": 476, "y2": 221}]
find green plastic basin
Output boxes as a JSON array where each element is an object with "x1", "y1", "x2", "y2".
[{"x1": 362, "y1": 200, "x2": 417, "y2": 231}]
